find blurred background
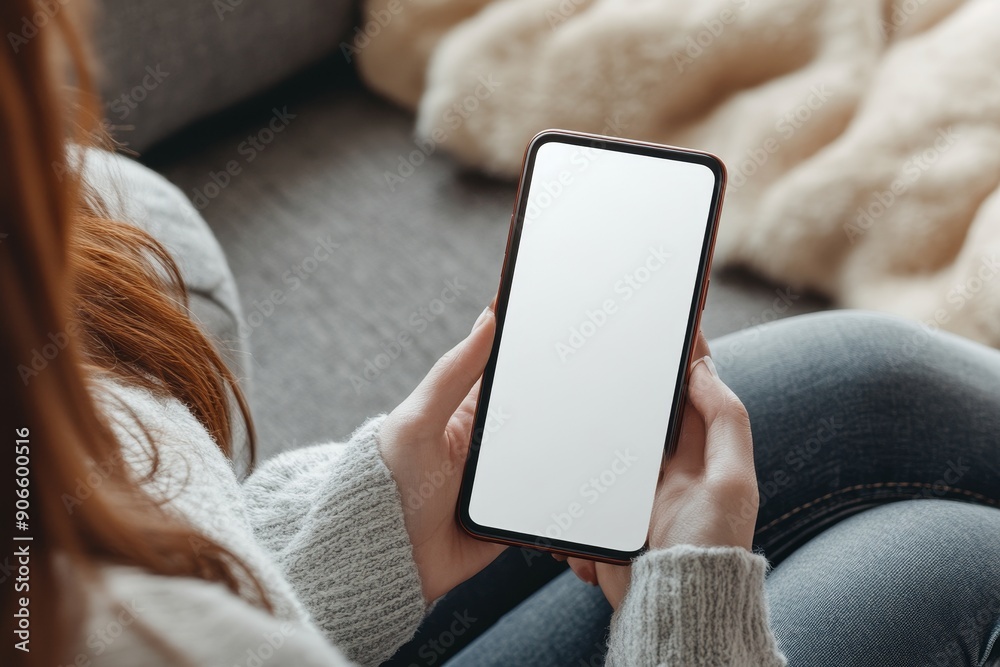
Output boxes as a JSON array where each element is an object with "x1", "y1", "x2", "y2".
[{"x1": 89, "y1": 0, "x2": 1000, "y2": 459}]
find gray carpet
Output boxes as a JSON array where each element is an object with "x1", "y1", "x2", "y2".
[{"x1": 145, "y1": 64, "x2": 826, "y2": 461}]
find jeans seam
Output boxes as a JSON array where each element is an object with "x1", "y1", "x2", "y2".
[
  {"x1": 983, "y1": 622, "x2": 1000, "y2": 667},
  {"x1": 757, "y1": 482, "x2": 1000, "y2": 536}
]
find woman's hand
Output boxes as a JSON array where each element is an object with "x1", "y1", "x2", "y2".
[
  {"x1": 567, "y1": 332, "x2": 758, "y2": 609},
  {"x1": 378, "y1": 306, "x2": 505, "y2": 603}
]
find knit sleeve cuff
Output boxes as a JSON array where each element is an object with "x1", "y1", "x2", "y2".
[
  {"x1": 606, "y1": 545, "x2": 786, "y2": 666},
  {"x1": 245, "y1": 415, "x2": 426, "y2": 666}
]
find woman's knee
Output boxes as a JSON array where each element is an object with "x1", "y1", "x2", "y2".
[
  {"x1": 713, "y1": 309, "x2": 1000, "y2": 415},
  {"x1": 768, "y1": 500, "x2": 1000, "y2": 666},
  {"x1": 713, "y1": 309, "x2": 924, "y2": 375}
]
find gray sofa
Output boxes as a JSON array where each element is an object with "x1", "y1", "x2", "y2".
[{"x1": 95, "y1": 0, "x2": 825, "y2": 460}]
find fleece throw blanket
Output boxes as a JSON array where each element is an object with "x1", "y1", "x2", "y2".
[{"x1": 353, "y1": 0, "x2": 1000, "y2": 347}]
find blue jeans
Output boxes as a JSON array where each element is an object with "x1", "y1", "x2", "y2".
[{"x1": 384, "y1": 311, "x2": 1000, "y2": 667}]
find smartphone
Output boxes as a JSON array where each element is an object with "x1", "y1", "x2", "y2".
[{"x1": 458, "y1": 130, "x2": 726, "y2": 563}]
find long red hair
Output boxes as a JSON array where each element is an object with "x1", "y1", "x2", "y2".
[{"x1": 1, "y1": 2, "x2": 267, "y2": 665}]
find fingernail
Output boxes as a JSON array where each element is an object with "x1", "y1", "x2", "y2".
[
  {"x1": 703, "y1": 356, "x2": 719, "y2": 378},
  {"x1": 472, "y1": 307, "x2": 492, "y2": 331}
]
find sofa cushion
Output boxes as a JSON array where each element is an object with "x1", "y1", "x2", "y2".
[{"x1": 94, "y1": 0, "x2": 354, "y2": 151}]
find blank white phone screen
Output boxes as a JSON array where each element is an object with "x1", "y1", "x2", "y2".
[{"x1": 468, "y1": 140, "x2": 718, "y2": 553}]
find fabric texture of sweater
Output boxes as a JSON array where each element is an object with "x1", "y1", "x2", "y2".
[{"x1": 76, "y1": 381, "x2": 786, "y2": 666}]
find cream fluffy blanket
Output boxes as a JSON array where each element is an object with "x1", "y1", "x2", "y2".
[{"x1": 355, "y1": 0, "x2": 1000, "y2": 347}]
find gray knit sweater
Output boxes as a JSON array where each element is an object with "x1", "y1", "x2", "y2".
[{"x1": 78, "y1": 382, "x2": 786, "y2": 666}]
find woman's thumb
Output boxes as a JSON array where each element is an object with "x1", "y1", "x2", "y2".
[
  {"x1": 686, "y1": 356, "x2": 754, "y2": 471},
  {"x1": 410, "y1": 307, "x2": 496, "y2": 423}
]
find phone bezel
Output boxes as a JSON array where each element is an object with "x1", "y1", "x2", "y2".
[{"x1": 457, "y1": 129, "x2": 727, "y2": 564}]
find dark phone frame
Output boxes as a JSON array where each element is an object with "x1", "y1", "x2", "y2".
[{"x1": 457, "y1": 129, "x2": 727, "y2": 564}]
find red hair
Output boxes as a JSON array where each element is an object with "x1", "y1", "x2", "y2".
[{"x1": 1, "y1": 2, "x2": 268, "y2": 665}]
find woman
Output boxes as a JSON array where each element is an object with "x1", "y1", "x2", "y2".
[
  {"x1": 3, "y1": 3, "x2": 998, "y2": 667},
  {"x1": 2, "y1": 3, "x2": 779, "y2": 665},
  {"x1": 395, "y1": 310, "x2": 1000, "y2": 666}
]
